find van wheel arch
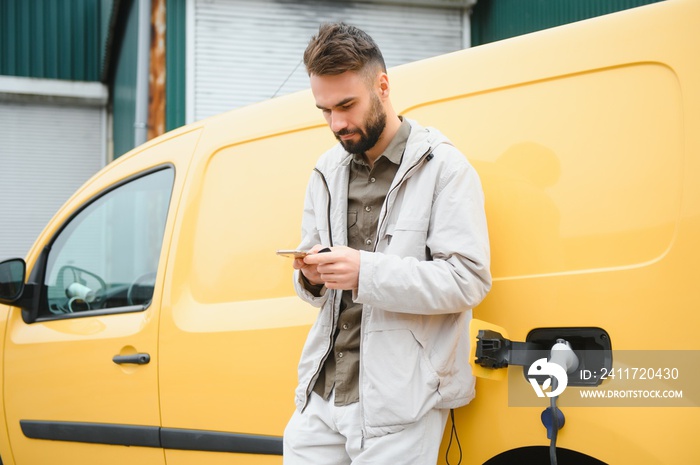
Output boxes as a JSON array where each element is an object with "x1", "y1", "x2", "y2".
[{"x1": 483, "y1": 446, "x2": 606, "y2": 465}]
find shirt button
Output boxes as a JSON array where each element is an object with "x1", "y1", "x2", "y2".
[
  {"x1": 365, "y1": 206, "x2": 371, "y2": 212},
  {"x1": 370, "y1": 177, "x2": 376, "y2": 183},
  {"x1": 365, "y1": 239, "x2": 372, "y2": 246},
  {"x1": 338, "y1": 352, "x2": 344, "y2": 358},
  {"x1": 342, "y1": 324, "x2": 349, "y2": 330}
]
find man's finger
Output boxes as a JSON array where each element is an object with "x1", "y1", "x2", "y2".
[{"x1": 304, "y1": 251, "x2": 335, "y2": 265}]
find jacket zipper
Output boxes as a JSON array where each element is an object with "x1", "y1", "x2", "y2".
[
  {"x1": 307, "y1": 292, "x2": 338, "y2": 402},
  {"x1": 313, "y1": 167, "x2": 334, "y2": 247},
  {"x1": 304, "y1": 167, "x2": 339, "y2": 406}
]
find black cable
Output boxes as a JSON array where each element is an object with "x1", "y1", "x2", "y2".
[
  {"x1": 549, "y1": 376, "x2": 559, "y2": 465},
  {"x1": 271, "y1": 59, "x2": 303, "y2": 98},
  {"x1": 445, "y1": 409, "x2": 462, "y2": 465}
]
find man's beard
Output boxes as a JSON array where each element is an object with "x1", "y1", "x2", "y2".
[{"x1": 335, "y1": 93, "x2": 386, "y2": 155}]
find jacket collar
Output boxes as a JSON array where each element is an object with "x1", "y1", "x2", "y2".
[{"x1": 315, "y1": 117, "x2": 449, "y2": 181}]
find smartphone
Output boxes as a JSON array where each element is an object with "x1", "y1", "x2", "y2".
[{"x1": 276, "y1": 249, "x2": 308, "y2": 258}]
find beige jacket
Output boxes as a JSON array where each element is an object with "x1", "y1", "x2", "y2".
[{"x1": 293, "y1": 118, "x2": 491, "y2": 438}]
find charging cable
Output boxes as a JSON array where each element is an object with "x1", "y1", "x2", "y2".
[{"x1": 544, "y1": 339, "x2": 579, "y2": 465}]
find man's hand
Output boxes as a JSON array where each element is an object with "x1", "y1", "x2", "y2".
[
  {"x1": 299, "y1": 246, "x2": 360, "y2": 290},
  {"x1": 293, "y1": 244, "x2": 326, "y2": 286}
]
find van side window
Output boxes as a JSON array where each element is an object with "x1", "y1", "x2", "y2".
[{"x1": 42, "y1": 168, "x2": 174, "y2": 317}]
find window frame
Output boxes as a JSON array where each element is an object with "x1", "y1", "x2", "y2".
[{"x1": 32, "y1": 164, "x2": 176, "y2": 323}]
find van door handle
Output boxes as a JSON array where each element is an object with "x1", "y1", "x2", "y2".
[{"x1": 112, "y1": 353, "x2": 151, "y2": 365}]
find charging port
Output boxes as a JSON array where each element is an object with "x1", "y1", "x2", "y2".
[{"x1": 524, "y1": 327, "x2": 612, "y2": 387}]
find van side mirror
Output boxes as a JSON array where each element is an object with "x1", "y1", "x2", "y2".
[{"x1": 0, "y1": 258, "x2": 26, "y2": 303}]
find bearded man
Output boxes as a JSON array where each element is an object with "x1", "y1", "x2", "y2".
[{"x1": 283, "y1": 22, "x2": 492, "y2": 465}]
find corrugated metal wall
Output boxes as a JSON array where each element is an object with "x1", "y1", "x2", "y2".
[
  {"x1": 0, "y1": 0, "x2": 670, "y2": 153},
  {"x1": 0, "y1": 0, "x2": 108, "y2": 81},
  {"x1": 165, "y1": 0, "x2": 185, "y2": 131},
  {"x1": 190, "y1": 0, "x2": 466, "y2": 122},
  {"x1": 112, "y1": 0, "x2": 140, "y2": 158},
  {"x1": 0, "y1": 100, "x2": 106, "y2": 258},
  {"x1": 471, "y1": 0, "x2": 665, "y2": 46}
]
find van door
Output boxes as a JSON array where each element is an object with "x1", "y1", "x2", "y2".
[{"x1": 2, "y1": 168, "x2": 173, "y2": 464}]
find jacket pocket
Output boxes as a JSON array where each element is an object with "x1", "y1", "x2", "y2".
[
  {"x1": 362, "y1": 327, "x2": 440, "y2": 429},
  {"x1": 384, "y1": 218, "x2": 429, "y2": 259}
]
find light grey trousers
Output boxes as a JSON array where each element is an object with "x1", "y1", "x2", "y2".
[{"x1": 283, "y1": 390, "x2": 450, "y2": 465}]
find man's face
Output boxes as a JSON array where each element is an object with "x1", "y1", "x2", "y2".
[{"x1": 310, "y1": 71, "x2": 387, "y2": 155}]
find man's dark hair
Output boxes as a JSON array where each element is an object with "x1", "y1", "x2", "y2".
[{"x1": 303, "y1": 22, "x2": 386, "y2": 80}]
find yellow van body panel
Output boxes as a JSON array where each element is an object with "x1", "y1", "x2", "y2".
[
  {"x1": 420, "y1": 0, "x2": 699, "y2": 463},
  {"x1": 0, "y1": 0, "x2": 698, "y2": 464}
]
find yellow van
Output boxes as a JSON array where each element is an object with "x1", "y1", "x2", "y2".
[{"x1": 0, "y1": 0, "x2": 697, "y2": 463}]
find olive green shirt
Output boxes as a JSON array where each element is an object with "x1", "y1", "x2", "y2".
[{"x1": 313, "y1": 118, "x2": 411, "y2": 405}]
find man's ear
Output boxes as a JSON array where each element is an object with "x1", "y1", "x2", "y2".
[{"x1": 378, "y1": 72, "x2": 390, "y2": 98}]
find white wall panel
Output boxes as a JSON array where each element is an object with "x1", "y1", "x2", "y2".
[
  {"x1": 0, "y1": 101, "x2": 105, "y2": 258},
  {"x1": 191, "y1": 0, "x2": 465, "y2": 121}
]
